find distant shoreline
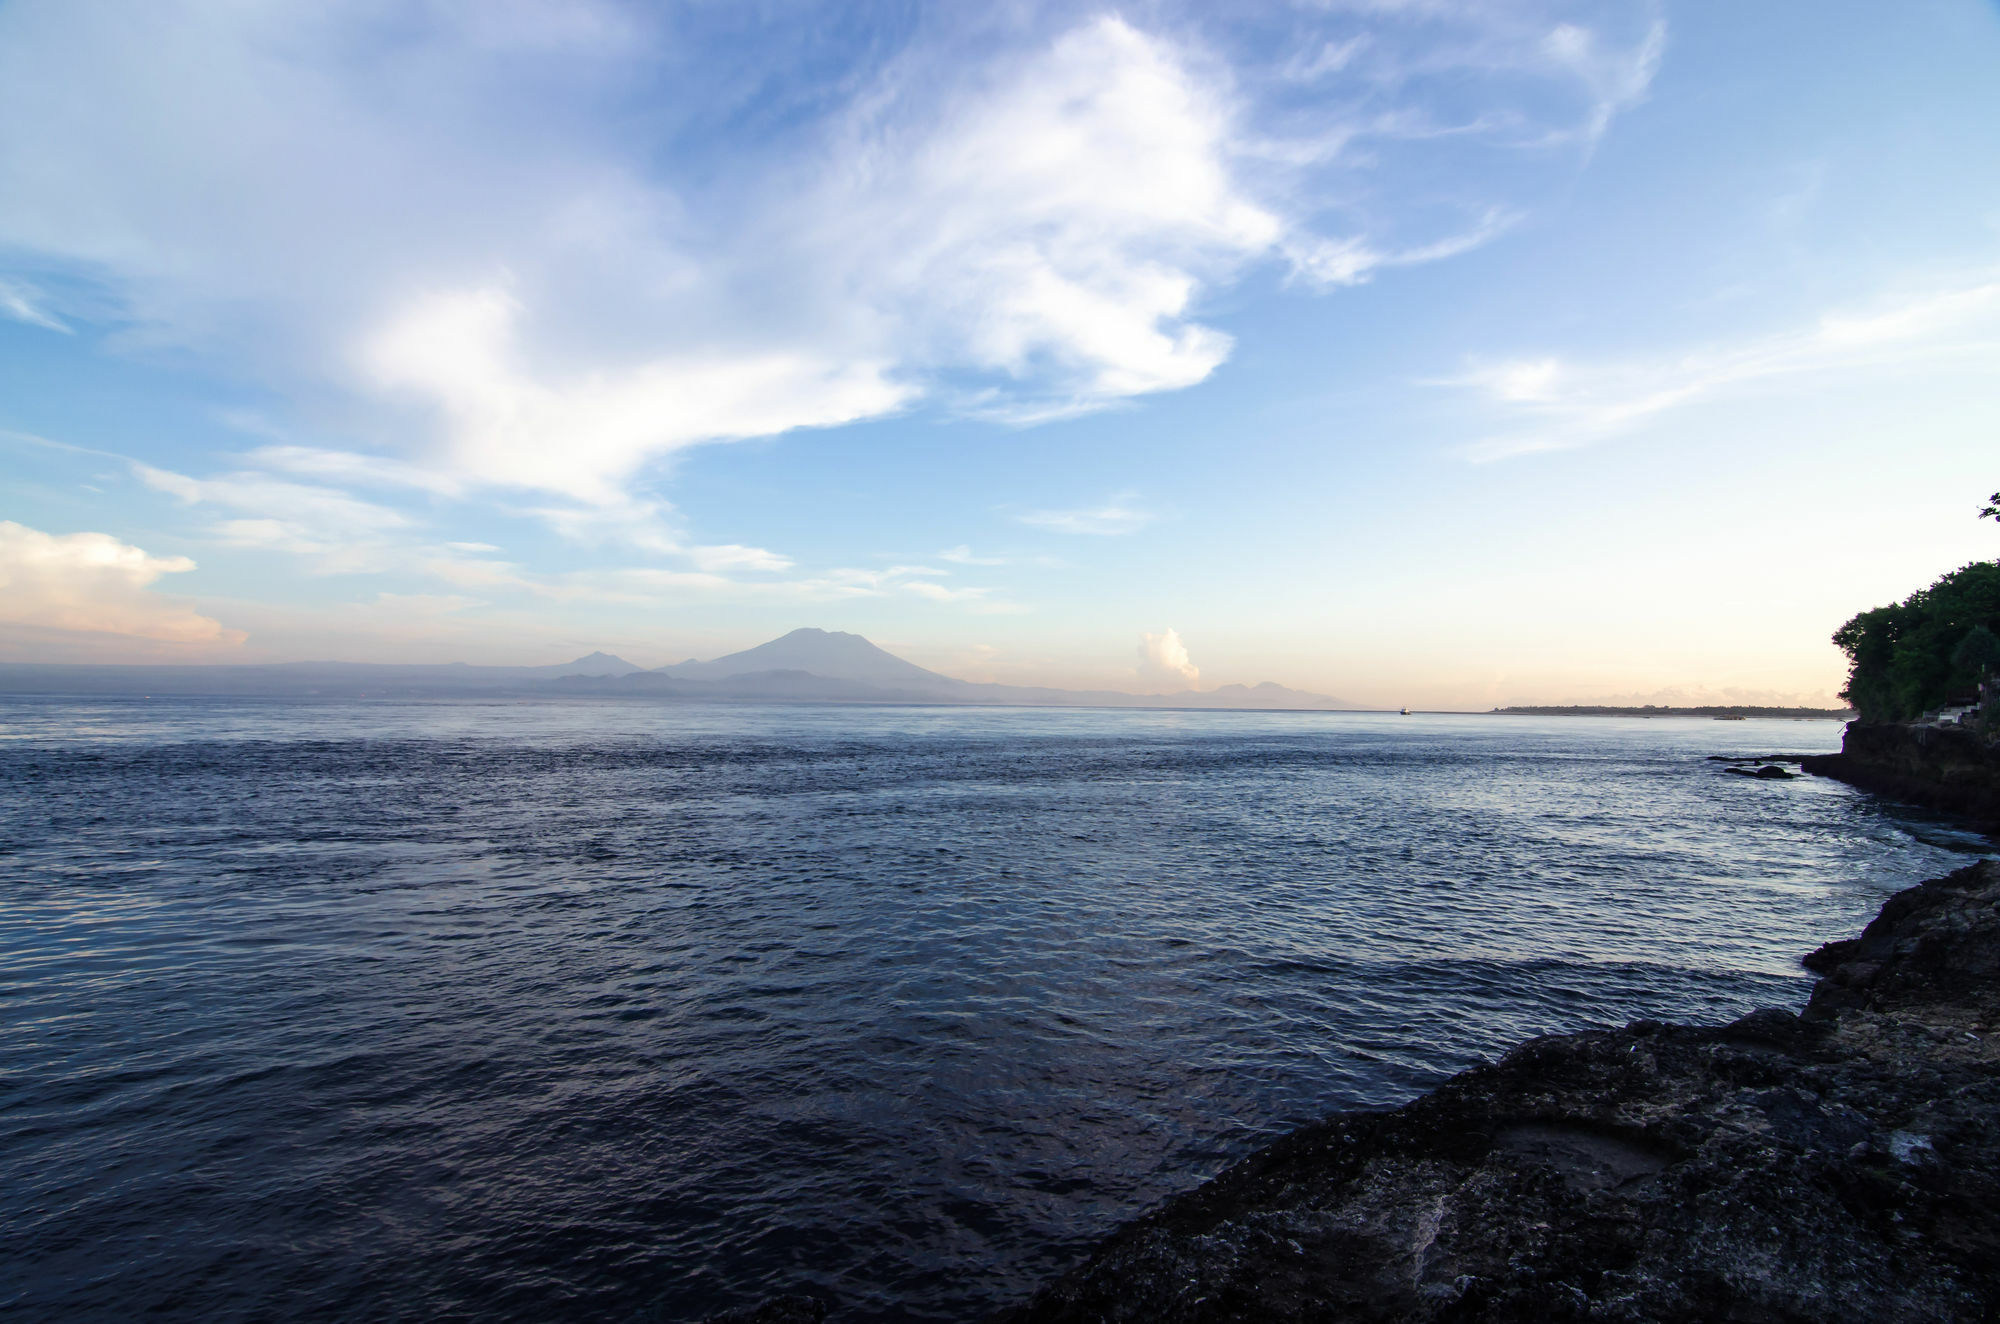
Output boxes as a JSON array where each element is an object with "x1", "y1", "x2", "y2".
[
  {"x1": 0, "y1": 686, "x2": 1854, "y2": 722},
  {"x1": 1494, "y1": 704, "x2": 1853, "y2": 720}
]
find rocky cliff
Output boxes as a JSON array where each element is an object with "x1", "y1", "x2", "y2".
[
  {"x1": 995, "y1": 860, "x2": 2000, "y2": 1322},
  {"x1": 1803, "y1": 722, "x2": 2000, "y2": 833}
]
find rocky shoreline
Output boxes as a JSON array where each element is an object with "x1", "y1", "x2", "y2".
[
  {"x1": 710, "y1": 856, "x2": 2000, "y2": 1322},
  {"x1": 1803, "y1": 722, "x2": 2000, "y2": 835},
  {"x1": 994, "y1": 858, "x2": 2000, "y2": 1322}
]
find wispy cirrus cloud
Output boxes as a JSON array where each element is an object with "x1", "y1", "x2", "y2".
[
  {"x1": 248, "y1": 444, "x2": 466, "y2": 498},
  {"x1": 0, "y1": 279, "x2": 69, "y2": 332},
  {"x1": 128, "y1": 454, "x2": 1011, "y2": 614},
  {"x1": 133, "y1": 462, "x2": 417, "y2": 572},
  {"x1": 0, "y1": 1, "x2": 1663, "y2": 511},
  {"x1": 1017, "y1": 491, "x2": 1156, "y2": 536},
  {"x1": 939, "y1": 545, "x2": 1008, "y2": 566},
  {"x1": 1448, "y1": 275, "x2": 2000, "y2": 460},
  {"x1": 420, "y1": 555, "x2": 1013, "y2": 612}
]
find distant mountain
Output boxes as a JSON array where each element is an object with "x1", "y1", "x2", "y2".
[
  {"x1": 659, "y1": 628, "x2": 956, "y2": 690},
  {"x1": 630, "y1": 630, "x2": 1361, "y2": 708},
  {"x1": 0, "y1": 632, "x2": 1367, "y2": 709},
  {"x1": 527, "y1": 651, "x2": 644, "y2": 678}
]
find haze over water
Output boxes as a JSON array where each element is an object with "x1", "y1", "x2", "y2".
[{"x1": 2, "y1": 701, "x2": 1985, "y2": 1321}]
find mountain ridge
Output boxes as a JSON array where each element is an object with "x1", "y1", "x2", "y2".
[
  {"x1": 0, "y1": 631, "x2": 1366, "y2": 709},
  {"x1": 658, "y1": 628, "x2": 955, "y2": 688}
]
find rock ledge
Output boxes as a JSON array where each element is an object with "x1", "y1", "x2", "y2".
[{"x1": 997, "y1": 859, "x2": 2000, "y2": 1322}]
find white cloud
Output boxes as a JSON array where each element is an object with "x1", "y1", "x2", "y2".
[
  {"x1": 1449, "y1": 275, "x2": 2000, "y2": 459},
  {"x1": 900, "y1": 579, "x2": 992, "y2": 604},
  {"x1": 248, "y1": 444, "x2": 466, "y2": 497},
  {"x1": 0, "y1": 520, "x2": 241, "y2": 643},
  {"x1": 1018, "y1": 492, "x2": 1156, "y2": 536},
  {"x1": 688, "y1": 543, "x2": 793, "y2": 573},
  {"x1": 374, "y1": 591, "x2": 483, "y2": 614},
  {"x1": 0, "y1": 2, "x2": 1655, "y2": 512},
  {"x1": 1286, "y1": 208, "x2": 1520, "y2": 289},
  {"x1": 939, "y1": 544, "x2": 1008, "y2": 565},
  {"x1": 133, "y1": 462, "x2": 416, "y2": 571},
  {"x1": 815, "y1": 16, "x2": 1280, "y2": 407},
  {"x1": 1541, "y1": 19, "x2": 1666, "y2": 144},
  {"x1": 1138, "y1": 627, "x2": 1201, "y2": 688},
  {"x1": 360, "y1": 286, "x2": 912, "y2": 503},
  {"x1": 125, "y1": 450, "x2": 1007, "y2": 611},
  {"x1": 1283, "y1": 36, "x2": 1370, "y2": 83},
  {"x1": 0, "y1": 280, "x2": 69, "y2": 332}
]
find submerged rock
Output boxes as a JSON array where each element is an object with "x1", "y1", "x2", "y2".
[{"x1": 998, "y1": 860, "x2": 2000, "y2": 1322}]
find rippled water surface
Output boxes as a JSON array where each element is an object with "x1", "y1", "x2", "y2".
[{"x1": 1, "y1": 700, "x2": 1987, "y2": 1321}]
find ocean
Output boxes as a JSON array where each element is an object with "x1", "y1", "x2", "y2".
[{"x1": 0, "y1": 700, "x2": 1986, "y2": 1321}]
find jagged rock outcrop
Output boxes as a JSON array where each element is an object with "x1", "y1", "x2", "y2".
[
  {"x1": 997, "y1": 860, "x2": 2000, "y2": 1322},
  {"x1": 1803, "y1": 722, "x2": 2000, "y2": 833}
]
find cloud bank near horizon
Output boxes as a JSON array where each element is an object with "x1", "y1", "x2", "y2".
[{"x1": 0, "y1": 520, "x2": 241, "y2": 647}]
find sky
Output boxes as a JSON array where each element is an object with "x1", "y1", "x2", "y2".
[{"x1": 2, "y1": 0, "x2": 1998, "y2": 708}]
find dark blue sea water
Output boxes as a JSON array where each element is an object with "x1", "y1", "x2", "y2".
[{"x1": 0, "y1": 701, "x2": 1987, "y2": 1321}]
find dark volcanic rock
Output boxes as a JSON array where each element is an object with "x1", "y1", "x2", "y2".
[
  {"x1": 1803, "y1": 722, "x2": 2000, "y2": 833},
  {"x1": 701, "y1": 1294, "x2": 828, "y2": 1323},
  {"x1": 1725, "y1": 763, "x2": 1797, "y2": 779},
  {"x1": 1705, "y1": 755, "x2": 1812, "y2": 764},
  {"x1": 998, "y1": 860, "x2": 2000, "y2": 1323}
]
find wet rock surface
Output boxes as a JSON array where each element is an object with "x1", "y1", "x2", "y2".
[
  {"x1": 700, "y1": 1295, "x2": 829, "y2": 1324},
  {"x1": 996, "y1": 859, "x2": 2000, "y2": 1323},
  {"x1": 1803, "y1": 722, "x2": 2000, "y2": 833}
]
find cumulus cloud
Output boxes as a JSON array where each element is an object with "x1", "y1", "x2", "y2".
[
  {"x1": 1138, "y1": 627, "x2": 1201, "y2": 689},
  {"x1": 0, "y1": 520, "x2": 242, "y2": 643},
  {"x1": 1018, "y1": 492, "x2": 1156, "y2": 536}
]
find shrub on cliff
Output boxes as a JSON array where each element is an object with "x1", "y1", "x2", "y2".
[{"x1": 1834, "y1": 561, "x2": 2000, "y2": 721}]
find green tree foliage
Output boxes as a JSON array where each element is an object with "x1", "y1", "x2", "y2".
[
  {"x1": 1983, "y1": 491, "x2": 2000, "y2": 521},
  {"x1": 1832, "y1": 561, "x2": 2000, "y2": 720},
  {"x1": 1954, "y1": 624, "x2": 2000, "y2": 680}
]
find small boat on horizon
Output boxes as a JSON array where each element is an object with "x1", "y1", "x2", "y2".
[{"x1": 1400, "y1": 706, "x2": 1411, "y2": 715}]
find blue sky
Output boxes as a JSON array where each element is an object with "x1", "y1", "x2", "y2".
[{"x1": 3, "y1": 0, "x2": 1997, "y2": 707}]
